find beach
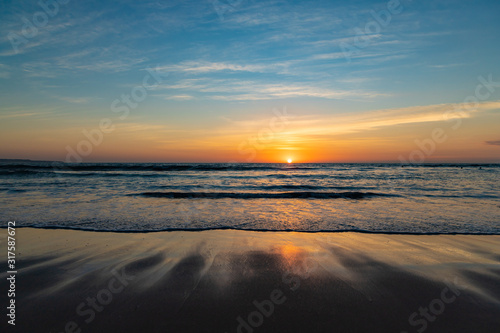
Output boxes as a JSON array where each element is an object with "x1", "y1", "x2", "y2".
[
  {"x1": 2, "y1": 228, "x2": 499, "y2": 332},
  {"x1": 2, "y1": 0, "x2": 500, "y2": 332}
]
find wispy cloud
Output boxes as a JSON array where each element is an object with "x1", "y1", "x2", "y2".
[
  {"x1": 169, "y1": 100, "x2": 500, "y2": 154},
  {"x1": 113, "y1": 123, "x2": 168, "y2": 133},
  {"x1": 162, "y1": 94, "x2": 195, "y2": 101},
  {"x1": 210, "y1": 83, "x2": 385, "y2": 101},
  {"x1": 0, "y1": 111, "x2": 53, "y2": 120},
  {"x1": 154, "y1": 77, "x2": 384, "y2": 101},
  {"x1": 158, "y1": 61, "x2": 287, "y2": 74},
  {"x1": 485, "y1": 140, "x2": 500, "y2": 146},
  {"x1": 218, "y1": 100, "x2": 500, "y2": 139},
  {"x1": 0, "y1": 9, "x2": 102, "y2": 56},
  {"x1": 22, "y1": 50, "x2": 148, "y2": 76}
]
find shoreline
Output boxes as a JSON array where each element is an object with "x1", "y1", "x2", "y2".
[
  {"x1": 1, "y1": 228, "x2": 499, "y2": 332},
  {"x1": 3, "y1": 225, "x2": 500, "y2": 235}
]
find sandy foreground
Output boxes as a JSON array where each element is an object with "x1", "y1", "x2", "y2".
[{"x1": 1, "y1": 228, "x2": 499, "y2": 332}]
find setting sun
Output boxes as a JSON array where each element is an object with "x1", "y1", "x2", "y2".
[{"x1": 287, "y1": 159, "x2": 293, "y2": 163}]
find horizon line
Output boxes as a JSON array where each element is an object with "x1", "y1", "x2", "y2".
[{"x1": 1, "y1": 158, "x2": 499, "y2": 165}]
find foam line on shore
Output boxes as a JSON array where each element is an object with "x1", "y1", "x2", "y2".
[{"x1": 3, "y1": 225, "x2": 500, "y2": 235}]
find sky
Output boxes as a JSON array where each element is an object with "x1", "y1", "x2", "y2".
[{"x1": 0, "y1": 0, "x2": 499, "y2": 163}]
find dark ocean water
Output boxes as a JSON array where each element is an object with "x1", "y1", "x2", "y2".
[{"x1": 1, "y1": 161, "x2": 499, "y2": 233}]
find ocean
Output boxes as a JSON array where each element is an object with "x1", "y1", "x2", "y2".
[{"x1": 1, "y1": 161, "x2": 499, "y2": 234}]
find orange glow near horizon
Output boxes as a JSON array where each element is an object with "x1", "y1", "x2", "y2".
[{"x1": 1, "y1": 99, "x2": 500, "y2": 163}]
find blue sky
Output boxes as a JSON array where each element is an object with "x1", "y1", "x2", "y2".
[{"x1": 1, "y1": 0, "x2": 499, "y2": 162}]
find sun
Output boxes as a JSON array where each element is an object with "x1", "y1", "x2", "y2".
[{"x1": 287, "y1": 158, "x2": 293, "y2": 164}]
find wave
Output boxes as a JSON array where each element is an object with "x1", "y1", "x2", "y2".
[
  {"x1": 149, "y1": 184, "x2": 353, "y2": 191},
  {"x1": 130, "y1": 191, "x2": 397, "y2": 199},
  {"x1": 420, "y1": 194, "x2": 500, "y2": 199},
  {"x1": 0, "y1": 188, "x2": 27, "y2": 193},
  {"x1": 149, "y1": 185, "x2": 360, "y2": 191},
  {"x1": 0, "y1": 170, "x2": 56, "y2": 176},
  {"x1": 3, "y1": 225, "x2": 499, "y2": 235},
  {"x1": 260, "y1": 184, "x2": 328, "y2": 190}
]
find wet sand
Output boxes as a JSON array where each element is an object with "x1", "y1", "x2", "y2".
[{"x1": 1, "y1": 228, "x2": 499, "y2": 332}]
